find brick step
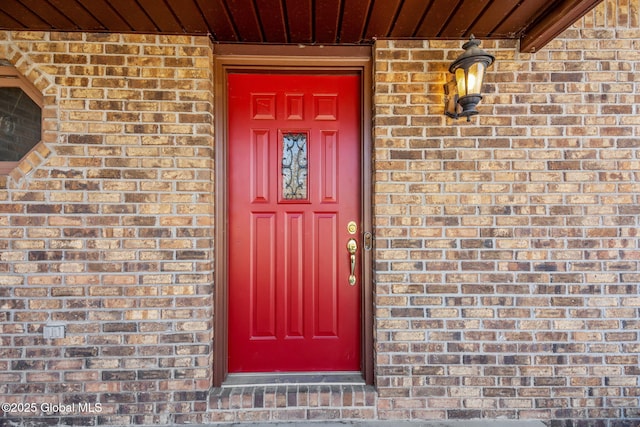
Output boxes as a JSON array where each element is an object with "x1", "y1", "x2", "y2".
[{"x1": 209, "y1": 384, "x2": 377, "y2": 423}]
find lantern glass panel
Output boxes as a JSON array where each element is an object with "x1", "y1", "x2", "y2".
[
  {"x1": 467, "y1": 62, "x2": 485, "y2": 95},
  {"x1": 455, "y1": 68, "x2": 466, "y2": 96}
]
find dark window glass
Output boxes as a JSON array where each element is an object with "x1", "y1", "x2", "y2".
[{"x1": 0, "y1": 87, "x2": 42, "y2": 161}]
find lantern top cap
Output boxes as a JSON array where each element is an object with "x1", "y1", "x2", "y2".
[{"x1": 449, "y1": 35, "x2": 495, "y2": 74}]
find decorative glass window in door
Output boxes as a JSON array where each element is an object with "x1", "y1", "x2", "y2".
[{"x1": 281, "y1": 132, "x2": 308, "y2": 200}]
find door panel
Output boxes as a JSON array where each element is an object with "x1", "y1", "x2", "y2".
[
  {"x1": 251, "y1": 212, "x2": 276, "y2": 338},
  {"x1": 313, "y1": 212, "x2": 338, "y2": 337},
  {"x1": 284, "y1": 211, "x2": 304, "y2": 338},
  {"x1": 320, "y1": 131, "x2": 338, "y2": 202},
  {"x1": 228, "y1": 73, "x2": 361, "y2": 372},
  {"x1": 250, "y1": 129, "x2": 270, "y2": 202}
]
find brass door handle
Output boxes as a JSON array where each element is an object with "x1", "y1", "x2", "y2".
[{"x1": 347, "y1": 238, "x2": 357, "y2": 286}]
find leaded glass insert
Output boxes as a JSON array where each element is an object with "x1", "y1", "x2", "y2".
[{"x1": 282, "y1": 133, "x2": 308, "y2": 200}]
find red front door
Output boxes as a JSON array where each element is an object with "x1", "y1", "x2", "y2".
[{"x1": 228, "y1": 73, "x2": 361, "y2": 372}]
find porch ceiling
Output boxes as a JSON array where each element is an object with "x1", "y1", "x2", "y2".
[{"x1": 0, "y1": 0, "x2": 603, "y2": 53}]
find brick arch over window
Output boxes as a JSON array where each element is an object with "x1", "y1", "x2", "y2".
[{"x1": 0, "y1": 47, "x2": 56, "y2": 189}]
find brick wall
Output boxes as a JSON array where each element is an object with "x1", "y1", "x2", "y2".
[
  {"x1": 373, "y1": 0, "x2": 640, "y2": 424},
  {"x1": 0, "y1": 0, "x2": 639, "y2": 426},
  {"x1": 0, "y1": 32, "x2": 214, "y2": 425}
]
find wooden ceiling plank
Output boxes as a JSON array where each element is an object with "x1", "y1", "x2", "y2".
[
  {"x1": 195, "y1": 0, "x2": 237, "y2": 41},
  {"x1": 105, "y1": 0, "x2": 158, "y2": 33},
  {"x1": 390, "y1": 0, "x2": 432, "y2": 38},
  {"x1": 314, "y1": 0, "x2": 341, "y2": 43},
  {"x1": 0, "y1": 0, "x2": 50, "y2": 29},
  {"x1": 415, "y1": 0, "x2": 461, "y2": 37},
  {"x1": 520, "y1": 0, "x2": 604, "y2": 52},
  {"x1": 0, "y1": 0, "x2": 604, "y2": 48},
  {"x1": 165, "y1": 0, "x2": 209, "y2": 33},
  {"x1": 17, "y1": 0, "x2": 76, "y2": 29},
  {"x1": 364, "y1": 0, "x2": 402, "y2": 39},
  {"x1": 492, "y1": 0, "x2": 548, "y2": 38},
  {"x1": 0, "y1": 9, "x2": 25, "y2": 29},
  {"x1": 339, "y1": 0, "x2": 371, "y2": 43},
  {"x1": 255, "y1": 0, "x2": 287, "y2": 43},
  {"x1": 225, "y1": 0, "x2": 263, "y2": 42},
  {"x1": 468, "y1": 0, "x2": 520, "y2": 38},
  {"x1": 76, "y1": 0, "x2": 133, "y2": 32},
  {"x1": 46, "y1": 0, "x2": 105, "y2": 30},
  {"x1": 285, "y1": 0, "x2": 312, "y2": 43},
  {"x1": 136, "y1": 0, "x2": 183, "y2": 33},
  {"x1": 440, "y1": 0, "x2": 491, "y2": 38}
]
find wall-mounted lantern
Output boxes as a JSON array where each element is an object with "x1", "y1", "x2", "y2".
[{"x1": 444, "y1": 36, "x2": 495, "y2": 122}]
